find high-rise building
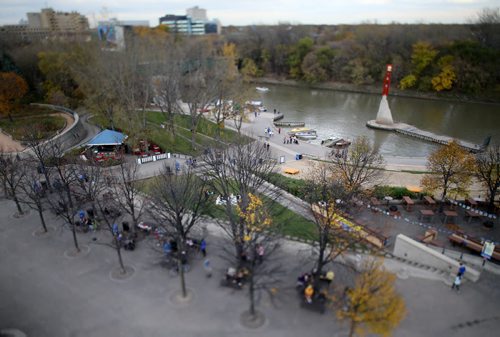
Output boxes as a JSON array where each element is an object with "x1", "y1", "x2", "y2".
[
  {"x1": 0, "y1": 8, "x2": 90, "y2": 43},
  {"x1": 159, "y1": 7, "x2": 220, "y2": 35},
  {"x1": 186, "y1": 6, "x2": 207, "y2": 21}
]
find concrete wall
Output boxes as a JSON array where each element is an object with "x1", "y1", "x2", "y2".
[
  {"x1": 393, "y1": 234, "x2": 480, "y2": 282},
  {"x1": 30, "y1": 103, "x2": 87, "y2": 152}
]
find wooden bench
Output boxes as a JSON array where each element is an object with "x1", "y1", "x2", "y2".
[
  {"x1": 465, "y1": 210, "x2": 481, "y2": 223},
  {"x1": 424, "y1": 196, "x2": 436, "y2": 210},
  {"x1": 448, "y1": 233, "x2": 500, "y2": 261},
  {"x1": 403, "y1": 196, "x2": 414, "y2": 211}
]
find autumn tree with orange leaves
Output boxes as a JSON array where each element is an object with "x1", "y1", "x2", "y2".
[{"x1": 0, "y1": 72, "x2": 28, "y2": 115}]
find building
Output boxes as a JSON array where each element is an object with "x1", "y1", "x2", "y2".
[
  {"x1": 97, "y1": 19, "x2": 150, "y2": 51},
  {"x1": 159, "y1": 6, "x2": 220, "y2": 35},
  {"x1": 186, "y1": 6, "x2": 207, "y2": 21},
  {"x1": 0, "y1": 8, "x2": 90, "y2": 43}
]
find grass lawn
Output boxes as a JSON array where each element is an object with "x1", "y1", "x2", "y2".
[
  {"x1": 0, "y1": 114, "x2": 66, "y2": 141},
  {"x1": 141, "y1": 176, "x2": 317, "y2": 241}
]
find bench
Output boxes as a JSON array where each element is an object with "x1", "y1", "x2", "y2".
[
  {"x1": 403, "y1": 196, "x2": 414, "y2": 211},
  {"x1": 465, "y1": 210, "x2": 481, "y2": 223}
]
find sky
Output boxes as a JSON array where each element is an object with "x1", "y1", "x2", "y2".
[{"x1": 0, "y1": 0, "x2": 497, "y2": 27}]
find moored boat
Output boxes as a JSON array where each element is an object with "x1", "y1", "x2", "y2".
[
  {"x1": 321, "y1": 137, "x2": 351, "y2": 149},
  {"x1": 289, "y1": 127, "x2": 317, "y2": 140},
  {"x1": 256, "y1": 87, "x2": 269, "y2": 92}
]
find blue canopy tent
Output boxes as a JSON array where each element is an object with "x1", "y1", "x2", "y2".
[{"x1": 86, "y1": 130, "x2": 127, "y2": 146}]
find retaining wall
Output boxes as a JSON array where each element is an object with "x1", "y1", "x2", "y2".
[
  {"x1": 393, "y1": 234, "x2": 480, "y2": 282},
  {"x1": 30, "y1": 103, "x2": 87, "y2": 152}
]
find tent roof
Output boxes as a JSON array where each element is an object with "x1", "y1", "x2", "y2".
[{"x1": 86, "y1": 130, "x2": 127, "y2": 146}]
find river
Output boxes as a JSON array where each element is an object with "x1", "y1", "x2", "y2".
[{"x1": 258, "y1": 84, "x2": 500, "y2": 157}]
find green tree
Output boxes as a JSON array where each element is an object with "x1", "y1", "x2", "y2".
[
  {"x1": 288, "y1": 37, "x2": 313, "y2": 79},
  {"x1": 421, "y1": 141, "x2": 476, "y2": 201},
  {"x1": 431, "y1": 55, "x2": 456, "y2": 91},
  {"x1": 338, "y1": 259, "x2": 406, "y2": 337}
]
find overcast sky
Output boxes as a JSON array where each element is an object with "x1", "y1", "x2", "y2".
[{"x1": 0, "y1": 0, "x2": 497, "y2": 27}]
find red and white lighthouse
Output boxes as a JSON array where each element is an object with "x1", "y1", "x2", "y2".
[{"x1": 375, "y1": 64, "x2": 394, "y2": 125}]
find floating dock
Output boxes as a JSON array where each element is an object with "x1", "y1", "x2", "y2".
[
  {"x1": 366, "y1": 120, "x2": 485, "y2": 153},
  {"x1": 273, "y1": 113, "x2": 284, "y2": 121},
  {"x1": 274, "y1": 121, "x2": 305, "y2": 127}
]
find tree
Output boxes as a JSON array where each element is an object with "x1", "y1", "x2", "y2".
[
  {"x1": 337, "y1": 259, "x2": 406, "y2": 337},
  {"x1": 421, "y1": 141, "x2": 476, "y2": 202},
  {"x1": 109, "y1": 161, "x2": 145, "y2": 234},
  {"x1": 18, "y1": 159, "x2": 49, "y2": 233},
  {"x1": 471, "y1": 8, "x2": 500, "y2": 49},
  {"x1": 303, "y1": 163, "x2": 364, "y2": 282},
  {"x1": 236, "y1": 193, "x2": 281, "y2": 323},
  {"x1": 329, "y1": 136, "x2": 385, "y2": 201},
  {"x1": 45, "y1": 141, "x2": 81, "y2": 252},
  {"x1": 0, "y1": 151, "x2": 27, "y2": 215},
  {"x1": 288, "y1": 37, "x2": 313, "y2": 79},
  {"x1": 0, "y1": 72, "x2": 28, "y2": 115},
  {"x1": 180, "y1": 41, "x2": 220, "y2": 150},
  {"x1": 475, "y1": 145, "x2": 500, "y2": 213},
  {"x1": 148, "y1": 165, "x2": 208, "y2": 298},
  {"x1": 201, "y1": 141, "x2": 277, "y2": 264},
  {"x1": 431, "y1": 55, "x2": 456, "y2": 92}
]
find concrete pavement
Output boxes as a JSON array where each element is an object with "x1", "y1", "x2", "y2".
[{"x1": 1, "y1": 197, "x2": 500, "y2": 337}]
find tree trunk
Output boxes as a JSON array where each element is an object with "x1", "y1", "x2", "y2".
[
  {"x1": 115, "y1": 237, "x2": 126, "y2": 274},
  {"x1": 249, "y1": 266, "x2": 256, "y2": 317},
  {"x1": 71, "y1": 220, "x2": 80, "y2": 252},
  {"x1": 487, "y1": 190, "x2": 496, "y2": 213},
  {"x1": 179, "y1": 255, "x2": 187, "y2": 298},
  {"x1": 349, "y1": 320, "x2": 356, "y2": 337},
  {"x1": 38, "y1": 207, "x2": 48, "y2": 232},
  {"x1": 13, "y1": 195, "x2": 23, "y2": 215}
]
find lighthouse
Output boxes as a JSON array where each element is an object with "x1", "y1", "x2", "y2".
[{"x1": 375, "y1": 64, "x2": 394, "y2": 126}]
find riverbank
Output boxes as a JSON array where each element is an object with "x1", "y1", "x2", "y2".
[{"x1": 254, "y1": 77, "x2": 500, "y2": 105}]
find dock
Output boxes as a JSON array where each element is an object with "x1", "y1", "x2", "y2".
[
  {"x1": 366, "y1": 120, "x2": 485, "y2": 153},
  {"x1": 274, "y1": 121, "x2": 305, "y2": 127},
  {"x1": 273, "y1": 113, "x2": 284, "y2": 121}
]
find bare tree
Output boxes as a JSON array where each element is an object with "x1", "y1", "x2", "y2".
[
  {"x1": 234, "y1": 193, "x2": 282, "y2": 325},
  {"x1": 151, "y1": 46, "x2": 183, "y2": 134},
  {"x1": 45, "y1": 141, "x2": 81, "y2": 252},
  {"x1": 109, "y1": 161, "x2": 145, "y2": 233},
  {"x1": 201, "y1": 140, "x2": 277, "y2": 265},
  {"x1": 0, "y1": 151, "x2": 27, "y2": 215},
  {"x1": 302, "y1": 162, "x2": 363, "y2": 281},
  {"x1": 475, "y1": 145, "x2": 500, "y2": 213},
  {"x1": 148, "y1": 165, "x2": 209, "y2": 298},
  {"x1": 18, "y1": 159, "x2": 49, "y2": 232},
  {"x1": 329, "y1": 136, "x2": 385, "y2": 201},
  {"x1": 22, "y1": 127, "x2": 53, "y2": 192},
  {"x1": 180, "y1": 41, "x2": 220, "y2": 149}
]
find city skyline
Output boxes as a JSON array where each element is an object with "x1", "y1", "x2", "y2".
[{"x1": 0, "y1": 0, "x2": 497, "y2": 27}]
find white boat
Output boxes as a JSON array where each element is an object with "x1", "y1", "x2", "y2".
[
  {"x1": 321, "y1": 137, "x2": 351, "y2": 149},
  {"x1": 256, "y1": 87, "x2": 269, "y2": 92},
  {"x1": 289, "y1": 127, "x2": 317, "y2": 140}
]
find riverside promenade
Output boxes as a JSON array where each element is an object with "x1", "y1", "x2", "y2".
[{"x1": 1, "y1": 197, "x2": 500, "y2": 337}]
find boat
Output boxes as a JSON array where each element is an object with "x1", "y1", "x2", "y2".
[
  {"x1": 256, "y1": 87, "x2": 269, "y2": 92},
  {"x1": 288, "y1": 127, "x2": 317, "y2": 140},
  {"x1": 321, "y1": 137, "x2": 351, "y2": 149}
]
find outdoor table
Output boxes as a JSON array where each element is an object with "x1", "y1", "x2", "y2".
[
  {"x1": 403, "y1": 196, "x2": 414, "y2": 211},
  {"x1": 465, "y1": 198, "x2": 478, "y2": 207},
  {"x1": 284, "y1": 168, "x2": 300, "y2": 175},
  {"x1": 419, "y1": 209, "x2": 435, "y2": 223},
  {"x1": 443, "y1": 210, "x2": 458, "y2": 224},
  {"x1": 424, "y1": 196, "x2": 436, "y2": 209},
  {"x1": 465, "y1": 210, "x2": 481, "y2": 223}
]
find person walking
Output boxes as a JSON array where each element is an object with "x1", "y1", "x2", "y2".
[
  {"x1": 451, "y1": 275, "x2": 461, "y2": 292},
  {"x1": 457, "y1": 263, "x2": 466, "y2": 278},
  {"x1": 203, "y1": 258, "x2": 212, "y2": 278},
  {"x1": 200, "y1": 238, "x2": 207, "y2": 257},
  {"x1": 266, "y1": 143, "x2": 270, "y2": 151}
]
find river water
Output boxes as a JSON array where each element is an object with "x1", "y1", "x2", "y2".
[{"x1": 258, "y1": 84, "x2": 500, "y2": 157}]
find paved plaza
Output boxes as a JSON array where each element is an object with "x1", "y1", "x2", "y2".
[{"x1": 1, "y1": 197, "x2": 500, "y2": 337}]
